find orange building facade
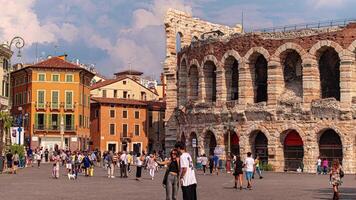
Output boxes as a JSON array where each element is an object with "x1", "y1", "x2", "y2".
[
  {"x1": 90, "y1": 97, "x2": 149, "y2": 154},
  {"x1": 11, "y1": 56, "x2": 94, "y2": 151}
]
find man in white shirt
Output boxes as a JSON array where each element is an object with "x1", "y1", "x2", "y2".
[
  {"x1": 120, "y1": 151, "x2": 128, "y2": 178},
  {"x1": 244, "y1": 152, "x2": 255, "y2": 190},
  {"x1": 176, "y1": 142, "x2": 197, "y2": 200}
]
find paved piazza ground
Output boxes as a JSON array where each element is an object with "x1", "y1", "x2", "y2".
[{"x1": 0, "y1": 164, "x2": 355, "y2": 200}]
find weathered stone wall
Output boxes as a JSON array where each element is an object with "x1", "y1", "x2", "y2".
[
  {"x1": 164, "y1": 9, "x2": 242, "y2": 151},
  {"x1": 165, "y1": 9, "x2": 356, "y2": 173}
]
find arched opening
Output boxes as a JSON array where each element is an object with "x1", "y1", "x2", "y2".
[
  {"x1": 189, "y1": 132, "x2": 198, "y2": 158},
  {"x1": 283, "y1": 130, "x2": 304, "y2": 171},
  {"x1": 251, "y1": 131, "x2": 268, "y2": 165},
  {"x1": 318, "y1": 47, "x2": 340, "y2": 100},
  {"x1": 249, "y1": 53, "x2": 268, "y2": 103},
  {"x1": 224, "y1": 56, "x2": 239, "y2": 101},
  {"x1": 224, "y1": 131, "x2": 240, "y2": 156},
  {"x1": 176, "y1": 32, "x2": 183, "y2": 53},
  {"x1": 178, "y1": 59, "x2": 188, "y2": 105},
  {"x1": 319, "y1": 129, "x2": 343, "y2": 165},
  {"x1": 203, "y1": 61, "x2": 217, "y2": 102},
  {"x1": 204, "y1": 131, "x2": 217, "y2": 156},
  {"x1": 280, "y1": 50, "x2": 303, "y2": 101},
  {"x1": 188, "y1": 65, "x2": 199, "y2": 101}
]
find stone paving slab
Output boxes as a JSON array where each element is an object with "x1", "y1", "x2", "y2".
[{"x1": 0, "y1": 164, "x2": 355, "y2": 200}]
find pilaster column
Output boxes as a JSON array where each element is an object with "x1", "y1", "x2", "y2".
[
  {"x1": 267, "y1": 59, "x2": 283, "y2": 107},
  {"x1": 339, "y1": 59, "x2": 354, "y2": 109},
  {"x1": 302, "y1": 59, "x2": 320, "y2": 109},
  {"x1": 239, "y1": 62, "x2": 253, "y2": 104},
  {"x1": 216, "y1": 68, "x2": 225, "y2": 103}
]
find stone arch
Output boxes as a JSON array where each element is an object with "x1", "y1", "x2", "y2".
[
  {"x1": 188, "y1": 59, "x2": 200, "y2": 73},
  {"x1": 178, "y1": 57, "x2": 188, "y2": 105},
  {"x1": 187, "y1": 62, "x2": 199, "y2": 102},
  {"x1": 222, "y1": 53, "x2": 240, "y2": 101},
  {"x1": 244, "y1": 47, "x2": 270, "y2": 62},
  {"x1": 245, "y1": 49, "x2": 269, "y2": 103},
  {"x1": 273, "y1": 42, "x2": 307, "y2": 63},
  {"x1": 347, "y1": 40, "x2": 356, "y2": 53},
  {"x1": 315, "y1": 127, "x2": 343, "y2": 165},
  {"x1": 280, "y1": 129, "x2": 305, "y2": 171},
  {"x1": 248, "y1": 129, "x2": 269, "y2": 164},
  {"x1": 312, "y1": 124, "x2": 345, "y2": 146},
  {"x1": 309, "y1": 40, "x2": 344, "y2": 59},
  {"x1": 176, "y1": 32, "x2": 183, "y2": 53},
  {"x1": 202, "y1": 55, "x2": 218, "y2": 103},
  {"x1": 202, "y1": 55, "x2": 219, "y2": 68},
  {"x1": 202, "y1": 129, "x2": 218, "y2": 156},
  {"x1": 221, "y1": 49, "x2": 243, "y2": 66},
  {"x1": 277, "y1": 123, "x2": 306, "y2": 143}
]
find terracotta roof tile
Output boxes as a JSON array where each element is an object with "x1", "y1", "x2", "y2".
[
  {"x1": 90, "y1": 76, "x2": 127, "y2": 90},
  {"x1": 91, "y1": 97, "x2": 147, "y2": 106},
  {"x1": 31, "y1": 57, "x2": 81, "y2": 69}
]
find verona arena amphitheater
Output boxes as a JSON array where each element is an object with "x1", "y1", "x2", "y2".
[{"x1": 163, "y1": 9, "x2": 356, "y2": 173}]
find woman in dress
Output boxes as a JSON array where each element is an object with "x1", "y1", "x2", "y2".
[
  {"x1": 233, "y1": 155, "x2": 244, "y2": 190},
  {"x1": 329, "y1": 159, "x2": 342, "y2": 200}
]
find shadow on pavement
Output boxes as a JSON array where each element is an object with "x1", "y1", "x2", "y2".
[{"x1": 307, "y1": 187, "x2": 356, "y2": 200}]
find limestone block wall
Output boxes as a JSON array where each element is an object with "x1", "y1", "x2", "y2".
[{"x1": 168, "y1": 19, "x2": 356, "y2": 173}]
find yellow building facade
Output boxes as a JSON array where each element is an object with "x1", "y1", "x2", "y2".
[{"x1": 11, "y1": 56, "x2": 94, "y2": 151}]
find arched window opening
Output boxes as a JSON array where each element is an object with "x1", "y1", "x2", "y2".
[
  {"x1": 203, "y1": 61, "x2": 217, "y2": 102},
  {"x1": 281, "y1": 50, "x2": 303, "y2": 101},
  {"x1": 188, "y1": 65, "x2": 199, "y2": 101},
  {"x1": 318, "y1": 47, "x2": 340, "y2": 100},
  {"x1": 176, "y1": 32, "x2": 183, "y2": 53},
  {"x1": 224, "y1": 56, "x2": 239, "y2": 101}
]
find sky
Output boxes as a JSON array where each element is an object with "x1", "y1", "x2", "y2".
[{"x1": 1, "y1": 0, "x2": 356, "y2": 79}]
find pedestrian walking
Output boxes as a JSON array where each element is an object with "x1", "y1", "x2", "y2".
[
  {"x1": 175, "y1": 141, "x2": 197, "y2": 200},
  {"x1": 13, "y1": 151, "x2": 19, "y2": 174},
  {"x1": 158, "y1": 149, "x2": 180, "y2": 200},
  {"x1": 213, "y1": 154, "x2": 219, "y2": 175},
  {"x1": 233, "y1": 155, "x2": 244, "y2": 190},
  {"x1": 135, "y1": 153, "x2": 144, "y2": 181},
  {"x1": 106, "y1": 151, "x2": 115, "y2": 178},
  {"x1": 322, "y1": 158, "x2": 329, "y2": 175},
  {"x1": 244, "y1": 152, "x2": 255, "y2": 190},
  {"x1": 120, "y1": 151, "x2": 128, "y2": 178},
  {"x1": 329, "y1": 159, "x2": 343, "y2": 200},
  {"x1": 6, "y1": 150, "x2": 13, "y2": 174},
  {"x1": 52, "y1": 152, "x2": 60, "y2": 178},
  {"x1": 44, "y1": 149, "x2": 49, "y2": 163},
  {"x1": 253, "y1": 156, "x2": 263, "y2": 179},
  {"x1": 127, "y1": 152, "x2": 133, "y2": 173},
  {"x1": 147, "y1": 154, "x2": 156, "y2": 180},
  {"x1": 26, "y1": 148, "x2": 33, "y2": 167},
  {"x1": 34, "y1": 150, "x2": 41, "y2": 168},
  {"x1": 316, "y1": 157, "x2": 322, "y2": 175},
  {"x1": 200, "y1": 154, "x2": 208, "y2": 175},
  {"x1": 82, "y1": 153, "x2": 92, "y2": 177}
]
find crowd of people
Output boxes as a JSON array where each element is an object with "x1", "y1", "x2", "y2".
[{"x1": 0, "y1": 144, "x2": 345, "y2": 200}]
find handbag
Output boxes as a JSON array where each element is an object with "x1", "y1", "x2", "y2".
[{"x1": 340, "y1": 169, "x2": 344, "y2": 178}]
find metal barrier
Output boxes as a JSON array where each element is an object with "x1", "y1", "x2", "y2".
[{"x1": 253, "y1": 18, "x2": 356, "y2": 33}]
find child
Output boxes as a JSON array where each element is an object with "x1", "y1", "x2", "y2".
[{"x1": 52, "y1": 163, "x2": 58, "y2": 179}]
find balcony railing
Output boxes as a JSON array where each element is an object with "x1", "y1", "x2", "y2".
[
  {"x1": 33, "y1": 124, "x2": 77, "y2": 132},
  {"x1": 120, "y1": 132, "x2": 133, "y2": 139},
  {"x1": 51, "y1": 102, "x2": 59, "y2": 110}
]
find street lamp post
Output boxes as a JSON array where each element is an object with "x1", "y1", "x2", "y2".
[
  {"x1": 226, "y1": 112, "x2": 232, "y2": 173},
  {"x1": 1, "y1": 36, "x2": 25, "y2": 56}
]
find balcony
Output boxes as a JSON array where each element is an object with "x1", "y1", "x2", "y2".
[
  {"x1": 120, "y1": 132, "x2": 133, "y2": 141},
  {"x1": 35, "y1": 102, "x2": 46, "y2": 110},
  {"x1": 33, "y1": 124, "x2": 77, "y2": 132},
  {"x1": 51, "y1": 102, "x2": 60, "y2": 110}
]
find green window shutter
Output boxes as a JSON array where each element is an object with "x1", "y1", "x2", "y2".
[
  {"x1": 44, "y1": 114, "x2": 47, "y2": 129},
  {"x1": 35, "y1": 113, "x2": 38, "y2": 129},
  {"x1": 64, "y1": 114, "x2": 66, "y2": 129},
  {"x1": 48, "y1": 114, "x2": 52, "y2": 130},
  {"x1": 71, "y1": 114, "x2": 75, "y2": 130}
]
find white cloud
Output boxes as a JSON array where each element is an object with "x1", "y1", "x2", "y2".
[
  {"x1": 0, "y1": 0, "x2": 56, "y2": 45},
  {"x1": 310, "y1": 0, "x2": 348, "y2": 8}
]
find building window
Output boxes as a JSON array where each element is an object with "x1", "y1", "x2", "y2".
[
  {"x1": 51, "y1": 91, "x2": 59, "y2": 109},
  {"x1": 122, "y1": 110, "x2": 127, "y2": 118},
  {"x1": 122, "y1": 124, "x2": 128, "y2": 137},
  {"x1": 49, "y1": 114, "x2": 59, "y2": 130},
  {"x1": 65, "y1": 74, "x2": 73, "y2": 82},
  {"x1": 37, "y1": 90, "x2": 45, "y2": 108},
  {"x1": 123, "y1": 91, "x2": 127, "y2": 98},
  {"x1": 110, "y1": 124, "x2": 115, "y2": 135},
  {"x1": 83, "y1": 94, "x2": 87, "y2": 106},
  {"x1": 135, "y1": 111, "x2": 140, "y2": 119},
  {"x1": 95, "y1": 109, "x2": 99, "y2": 118},
  {"x1": 102, "y1": 90, "x2": 107, "y2": 98},
  {"x1": 3, "y1": 59, "x2": 9, "y2": 71},
  {"x1": 52, "y1": 74, "x2": 59, "y2": 82},
  {"x1": 65, "y1": 91, "x2": 73, "y2": 109},
  {"x1": 135, "y1": 124, "x2": 140, "y2": 136},
  {"x1": 123, "y1": 81, "x2": 126, "y2": 85},
  {"x1": 65, "y1": 114, "x2": 74, "y2": 130},
  {"x1": 79, "y1": 115, "x2": 83, "y2": 127},
  {"x1": 38, "y1": 73, "x2": 46, "y2": 81},
  {"x1": 141, "y1": 92, "x2": 146, "y2": 100},
  {"x1": 35, "y1": 113, "x2": 45, "y2": 130},
  {"x1": 113, "y1": 90, "x2": 117, "y2": 98},
  {"x1": 110, "y1": 110, "x2": 115, "y2": 118},
  {"x1": 23, "y1": 92, "x2": 27, "y2": 104},
  {"x1": 19, "y1": 93, "x2": 23, "y2": 105}
]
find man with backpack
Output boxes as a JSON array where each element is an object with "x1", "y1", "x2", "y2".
[
  {"x1": 106, "y1": 151, "x2": 114, "y2": 178},
  {"x1": 120, "y1": 151, "x2": 128, "y2": 178}
]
